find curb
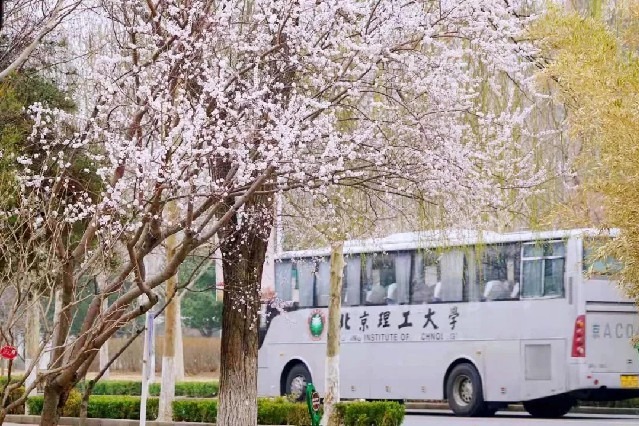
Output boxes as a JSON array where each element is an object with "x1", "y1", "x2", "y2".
[
  {"x1": 404, "y1": 402, "x2": 639, "y2": 416},
  {"x1": 5, "y1": 415, "x2": 289, "y2": 426},
  {"x1": 5, "y1": 415, "x2": 220, "y2": 426}
]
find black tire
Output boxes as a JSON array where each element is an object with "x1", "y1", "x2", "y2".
[
  {"x1": 284, "y1": 363, "x2": 312, "y2": 402},
  {"x1": 446, "y1": 363, "x2": 487, "y2": 417},
  {"x1": 523, "y1": 394, "x2": 574, "y2": 418}
]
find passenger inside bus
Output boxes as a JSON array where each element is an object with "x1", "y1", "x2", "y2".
[{"x1": 411, "y1": 263, "x2": 439, "y2": 303}]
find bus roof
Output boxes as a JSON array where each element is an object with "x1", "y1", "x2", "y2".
[{"x1": 276, "y1": 227, "x2": 618, "y2": 259}]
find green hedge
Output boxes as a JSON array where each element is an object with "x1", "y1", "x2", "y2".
[
  {"x1": 76, "y1": 380, "x2": 218, "y2": 398},
  {"x1": 258, "y1": 397, "x2": 314, "y2": 425},
  {"x1": 0, "y1": 376, "x2": 23, "y2": 386},
  {"x1": 335, "y1": 401, "x2": 404, "y2": 426},
  {"x1": 28, "y1": 395, "x2": 159, "y2": 420},
  {"x1": 26, "y1": 394, "x2": 403, "y2": 425},
  {"x1": 173, "y1": 398, "x2": 403, "y2": 426},
  {"x1": 26, "y1": 389, "x2": 82, "y2": 418},
  {"x1": 173, "y1": 399, "x2": 218, "y2": 422},
  {"x1": 172, "y1": 398, "x2": 312, "y2": 425},
  {"x1": 2, "y1": 385, "x2": 26, "y2": 415}
]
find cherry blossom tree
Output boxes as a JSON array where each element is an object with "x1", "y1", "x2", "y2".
[{"x1": 0, "y1": 0, "x2": 558, "y2": 425}]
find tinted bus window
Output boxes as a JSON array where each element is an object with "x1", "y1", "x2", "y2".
[
  {"x1": 476, "y1": 243, "x2": 521, "y2": 301},
  {"x1": 521, "y1": 241, "x2": 566, "y2": 298}
]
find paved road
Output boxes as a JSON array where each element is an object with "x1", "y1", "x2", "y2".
[
  {"x1": 403, "y1": 410, "x2": 639, "y2": 425},
  {"x1": 6, "y1": 412, "x2": 639, "y2": 426}
]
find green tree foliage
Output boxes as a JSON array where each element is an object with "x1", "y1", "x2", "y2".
[
  {"x1": 179, "y1": 257, "x2": 223, "y2": 337},
  {"x1": 0, "y1": 71, "x2": 75, "y2": 208},
  {"x1": 531, "y1": 2, "x2": 639, "y2": 301}
]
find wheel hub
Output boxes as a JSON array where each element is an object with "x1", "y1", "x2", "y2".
[
  {"x1": 453, "y1": 374, "x2": 474, "y2": 406},
  {"x1": 290, "y1": 375, "x2": 307, "y2": 399}
]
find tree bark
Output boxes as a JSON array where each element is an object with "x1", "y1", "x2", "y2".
[
  {"x1": 159, "y1": 202, "x2": 179, "y2": 421},
  {"x1": 216, "y1": 194, "x2": 273, "y2": 426},
  {"x1": 321, "y1": 242, "x2": 344, "y2": 426},
  {"x1": 25, "y1": 292, "x2": 40, "y2": 414},
  {"x1": 40, "y1": 386, "x2": 62, "y2": 426},
  {"x1": 41, "y1": 259, "x2": 76, "y2": 426}
]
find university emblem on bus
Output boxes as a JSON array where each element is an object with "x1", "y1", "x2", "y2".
[{"x1": 308, "y1": 309, "x2": 326, "y2": 341}]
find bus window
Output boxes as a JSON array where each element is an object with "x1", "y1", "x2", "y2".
[
  {"x1": 393, "y1": 252, "x2": 411, "y2": 305},
  {"x1": 343, "y1": 255, "x2": 361, "y2": 306},
  {"x1": 363, "y1": 253, "x2": 391, "y2": 305},
  {"x1": 315, "y1": 258, "x2": 330, "y2": 307},
  {"x1": 274, "y1": 260, "x2": 293, "y2": 301},
  {"x1": 476, "y1": 243, "x2": 521, "y2": 301},
  {"x1": 521, "y1": 241, "x2": 566, "y2": 298},
  {"x1": 295, "y1": 260, "x2": 316, "y2": 308},
  {"x1": 361, "y1": 252, "x2": 409, "y2": 305},
  {"x1": 411, "y1": 250, "x2": 440, "y2": 304},
  {"x1": 439, "y1": 250, "x2": 464, "y2": 302}
]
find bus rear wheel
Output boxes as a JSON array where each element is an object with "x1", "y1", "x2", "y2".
[
  {"x1": 523, "y1": 394, "x2": 574, "y2": 418},
  {"x1": 446, "y1": 363, "x2": 487, "y2": 417},
  {"x1": 285, "y1": 363, "x2": 311, "y2": 402}
]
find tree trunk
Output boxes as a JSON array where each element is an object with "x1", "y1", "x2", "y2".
[
  {"x1": 159, "y1": 203, "x2": 179, "y2": 421},
  {"x1": 97, "y1": 276, "x2": 110, "y2": 380},
  {"x1": 321, "y1": 242, "x2": 344, "y2": 426},
  {"x1": 216, "y1": 195, "x2": 273, "y2": 426},
  {"x1": 175, "y1": 300, "x2": 185, "y2": 381},
  {"x1": 78, "y1": 380, "x2": 94, "y2": 426},
  {"x1": 40, "y1": 386, "x2": 62, "y2": 426},
  {"x1": 41, "y1": 261, "x2": 75, "y2": 426},
  {"x1": 25, "y1": 292, "x2": 40, "y2": 414}
]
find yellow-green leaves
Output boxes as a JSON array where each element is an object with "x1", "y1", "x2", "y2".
[{"x1": 532, "y1": 1, "x2": 639, "y2": 298}]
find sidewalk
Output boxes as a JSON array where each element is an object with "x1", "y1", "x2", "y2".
[{"x1": 4, "y1": 417, "x2": 216, "y2": 426}]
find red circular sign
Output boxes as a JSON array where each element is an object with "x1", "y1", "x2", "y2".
[
  {"x1": 0, "y1": 345, "x2": 18, "y2": 360},
  {"x1": 311, "y1": 391, "x2": 320, "y2": 412}
]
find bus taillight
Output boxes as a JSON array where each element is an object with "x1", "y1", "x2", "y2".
[{"x1": 572, "y1": 315, "x2": 586, "y2": 357}]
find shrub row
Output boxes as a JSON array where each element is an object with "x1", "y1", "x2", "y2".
[
  {"x1": 28, "y1": 394, "x2": 159, "y2": 420},
  {"x1": 28, "y1": 395, "x2": 404, "y2": 425},
  {"x1": 75, "y1": 380, "x2": 218, "y2": 398},
  {"x1": 0, "y1": 376, "x2": 23, "y2": 386}
]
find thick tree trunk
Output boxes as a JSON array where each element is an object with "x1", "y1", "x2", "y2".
[
  {"x1": 159, "y1": 205, "x2": 178, "y2": 422},
  {"x1": 40, "y1": 386, "x2": 62, "y2": 426},
  {"x1": 25, "y1": 292, "x2": 40, "y2": 414},
  {"x1": 216, "y1": 195, "x2": 273, "y2": 426},
  {"x1": 41, "y1": 260, "x2": 76, "y2": 426},
  {"x1": 321, "y1": 242, "x2": 344, "y2": 426}
]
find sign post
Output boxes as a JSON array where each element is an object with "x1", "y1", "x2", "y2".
[
  {"x1": 140, "y1": 312, "x2": 155, "y2": 426},
  {"x1": 305, "y1": 383, "x2": 322, "y2": 426}
]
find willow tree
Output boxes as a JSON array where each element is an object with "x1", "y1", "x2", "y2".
[{"x1": 531, "y1": 2, "x2": 639, "y2": 301}]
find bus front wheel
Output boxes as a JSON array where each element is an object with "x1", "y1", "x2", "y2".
[
  {"x1": 446, "y1": 363, "x2": 487, "y2": 417},
  {"x1": 285, "y1": 363, "x2": 311, "y2": 402},
  {"x1": 523, "y1": 395, "x2": 574, "y2": 418}
]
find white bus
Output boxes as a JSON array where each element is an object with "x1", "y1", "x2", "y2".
[{"x1": 257, "y1": 228, "x2": 639, "y2": 418}]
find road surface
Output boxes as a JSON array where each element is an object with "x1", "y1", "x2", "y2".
[
  {"x1": 6, "y1": 411, "x2": 639, "y2": 426},
  {"x1": 404, "y1": 410, "x2": 639, "y2": 425}
]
